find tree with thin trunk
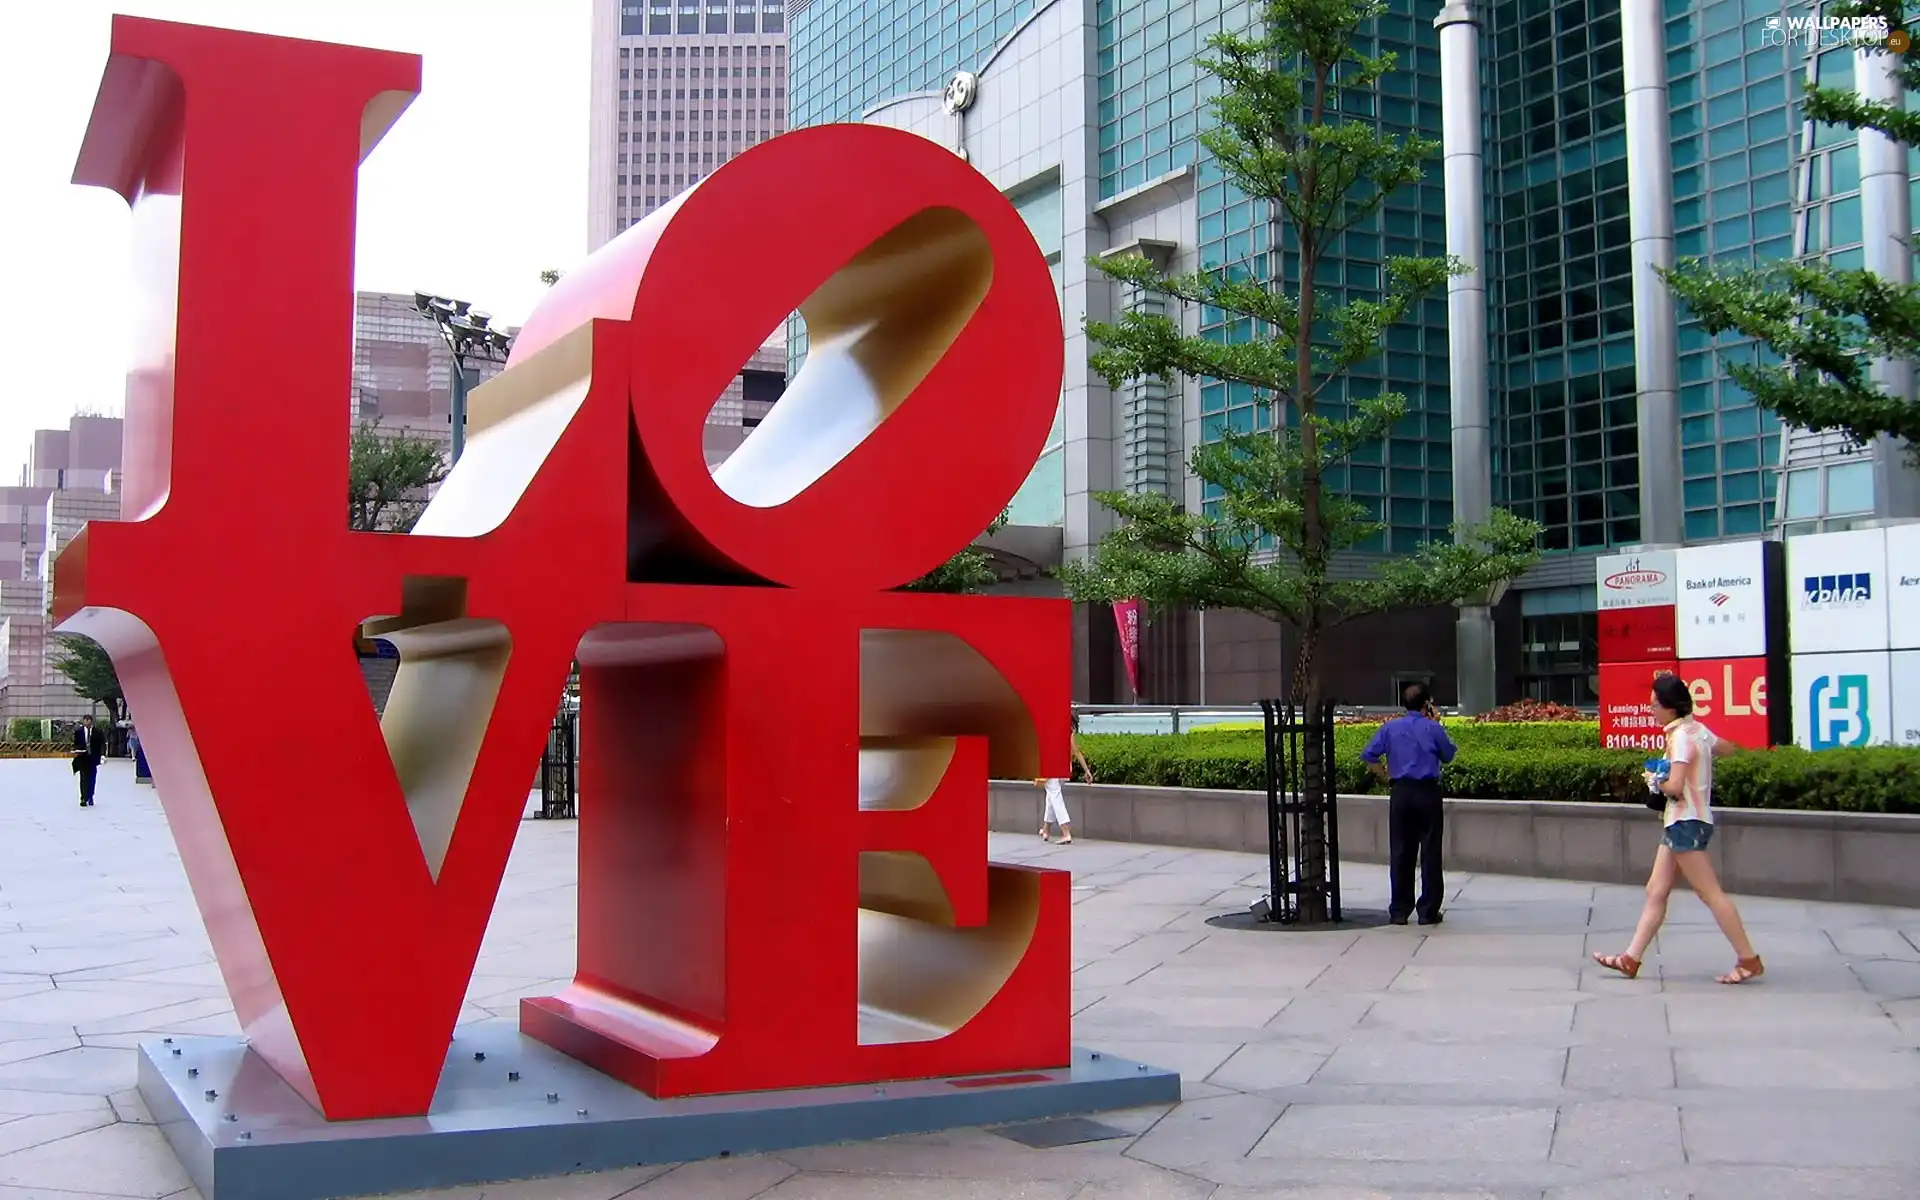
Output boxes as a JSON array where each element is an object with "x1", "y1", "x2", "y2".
[
  {"x1": 348, "y1": 420, "x2": 449, "y2": 533},
  {"x1": 1662, "y1": 0, "x2": 1920, "y2": 462},
  {"x1": 49, "y1": 629, "x2": 125, "y2": 724},
  {"x1": 1059, "y1": 0, "x2": 1540, "y2": 921}
]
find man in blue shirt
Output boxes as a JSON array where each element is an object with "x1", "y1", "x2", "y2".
[{"x1": 1361, "y1": 683, "x2": 1457, "y2": 926}]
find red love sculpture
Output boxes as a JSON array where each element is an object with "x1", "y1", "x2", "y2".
[{"x1": 54, "y1": 16, "x2": 1071, "y2": 1120}]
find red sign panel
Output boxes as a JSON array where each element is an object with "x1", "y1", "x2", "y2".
[
  {"x1": 1598, "y1": 603, "x2": 1677, "y2": 664},
  {"x1": 1599, "y1": 660, "x2": 1677, "y2": 750},
  {"x1": 55, "y1": 19, "x2": 1072, "y2": 1121},
  {"x1": 1677, "y1": 656, "x2": 1773, "y2": 748}
]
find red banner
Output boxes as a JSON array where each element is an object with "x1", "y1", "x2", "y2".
[
  {"x1": 1599, "y1": 660, "x2": 1676, "y2": 750},
  {"x1": 1112, "y1": 599, "x2": 1141, "y2": 697},
  {"x1": 1678, "y1": 656, "x2": 1772, "y2": 748},
  {"x1": 1599, "y1": 603, "x2": 1677, "y2": 663}
]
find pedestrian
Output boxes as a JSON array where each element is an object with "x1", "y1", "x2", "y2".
[
  {"x1": 1593, "y1": 673, "x2": 1763, "y2": 984},
  {"x1": 1035, "y1": 715, "x2": 1094, "y2": 845},
  {"x1": 72, "y1": 715, "x2": 105, "y2": 808},
  {"x1": 1361, "y1": 683, "x2": 1456, "y2": 926}
]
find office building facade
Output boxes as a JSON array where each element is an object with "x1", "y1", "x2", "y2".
[
  {"x1": 587, "y1": 0, "x2": 791, "y2": 252},
  {"x1": 353, "y1": 291, "x2": 512, "y2": 455},
  {"x1": 788, "y1": 0, "x2": 1920, "y2": 706},
  {"x1": 0, "y1": 415, "x2": 124, "y2": 721}
]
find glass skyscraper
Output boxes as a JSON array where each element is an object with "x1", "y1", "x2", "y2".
[
  {"x1": 787, "y1": 0, "x2": 1920, "y2": 705},
  {"x1": 588, "y1": 0, "x2": 791, "y2": 252}
]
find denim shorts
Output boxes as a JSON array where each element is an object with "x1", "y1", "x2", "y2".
[{"x1": 1663, "y1": 819, "x2": 1714, "y2": 853}]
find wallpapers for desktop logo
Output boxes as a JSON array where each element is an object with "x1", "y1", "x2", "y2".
[
  {"x1": 1809, "y1": 673, "x2": 1872, "y2": 750},
  {"x1": 1760, "y1": 13, "x2": 1909, "y2": 53},
  {"x1": 1801, "y1": 572, "x2": 1873, "y2": 610}
]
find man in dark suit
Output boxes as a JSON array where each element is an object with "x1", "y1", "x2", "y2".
[
  {"x1": 1360, "y1": 683, "x2": 1458, "y2": 926},
  {"x1": 72, "y1": 716, "x2": 105, "y2": 807}
]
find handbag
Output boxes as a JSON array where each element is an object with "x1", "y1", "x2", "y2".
[{"x1": 1642, "y1": 758, "x2": 1668, "y2": 812}]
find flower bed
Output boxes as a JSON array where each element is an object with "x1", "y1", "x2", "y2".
[{"x1": 1079, "y1": 721, "x2": 1920, "y2": 814}]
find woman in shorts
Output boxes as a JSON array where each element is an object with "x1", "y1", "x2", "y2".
[{"x1": 1592, "y1": 673, "x2": 1763, "y2": 984}]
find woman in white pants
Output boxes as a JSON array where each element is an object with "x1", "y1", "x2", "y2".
[{"x1": 1037, "y1": 726, "x2": 1094, "y2": 844}]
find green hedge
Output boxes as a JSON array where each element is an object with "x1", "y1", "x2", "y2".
[
  {"x1": 5, "y1": 717, "x2": 49, "y2": 742},
  {"x1": 1079, "y1": 723, "x2": 1920, "y2": 814}
]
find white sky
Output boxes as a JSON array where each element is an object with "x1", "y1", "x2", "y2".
[{"x1": 0, "y1": 0, "x2": 592, "y2": 476}]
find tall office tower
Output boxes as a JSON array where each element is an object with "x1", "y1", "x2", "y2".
[
  {"x1": 791, "y1": 0, "x2": 1452, "y2": 703},
  {"x1": 587, "y1": 0, "x2": 791, "y2": 252},
  {"x1": 789, "y1": 0, "x2": 1920, "y2": 707}
]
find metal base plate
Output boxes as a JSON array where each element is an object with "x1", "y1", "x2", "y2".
[
  {"x1": 138, "y1": 1023, "x2": 1182, "y2": 1200},
  {"x1": 992, "y1": 1115, "x2": 1131, "y2": 1149}
]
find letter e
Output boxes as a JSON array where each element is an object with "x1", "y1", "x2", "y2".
[{"x1": 1724, "y1": 664, "x2": 1751, "y2": 716}]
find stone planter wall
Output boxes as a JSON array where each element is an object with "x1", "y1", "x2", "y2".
[{"x1": 990, "y1": 781, "x2": 1920, "y2": 908}]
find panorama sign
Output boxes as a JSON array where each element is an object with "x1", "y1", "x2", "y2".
[{"x1": 1595, "y1": 550, "x2": 1677, "y2": 610}]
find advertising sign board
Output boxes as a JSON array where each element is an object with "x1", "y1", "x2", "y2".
[
  {"x1": 1889, "y1": 523, "x2": 1920, "y2": 650},
  {"x1": 1786, "y1": 528, "x2": 1889, "y2": 654},
  {"x1": 1791, "y1": 650, "x2": 1893, "y2": 750},
  {"x1": 1891, "y1": 649, "x2": 1920, "y2": 747},
  {"x1": 1598, "y1": 604, "x2": 1677, "y2": 663},
  {"x1": 1674, "y1": 540, "x2": 1771, "y2": 660},
  {"x1": 1595, "y1": 550, "x2": 1678, "y2": 609},
  {"x1": 1677, "y1": 657, "x2": 1773, "y2": 749},
  {"x1": 1599, "y1": 660, "x2": 1677, "y2": 749}
]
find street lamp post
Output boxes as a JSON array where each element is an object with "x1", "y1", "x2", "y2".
[{"x1": 412, "y1": 292, "x2": 513, "y2": 464}]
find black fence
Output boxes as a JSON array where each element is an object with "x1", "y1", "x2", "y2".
[
  {"x1": 535, "y1": 708, "x2": 577, "y2": 820},
  {"x1": 1257, "y1": 700, "x2": 1342, "y2": 925}
]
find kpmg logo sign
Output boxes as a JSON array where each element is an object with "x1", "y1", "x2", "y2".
[
  {"x1": 1802, "y1": 573, "x2": 1873, "y2": 609},
  {"x1": 1809, "y1": 673, "x2": 1872, "y2": 749}
]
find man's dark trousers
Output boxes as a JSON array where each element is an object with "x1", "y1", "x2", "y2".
[
  {"x1": 1388, "y1": 775, "x2": 1444, "y2": 921},
  {"x1": 77, "y1": 762, "x2": 98, "y2": 807}
]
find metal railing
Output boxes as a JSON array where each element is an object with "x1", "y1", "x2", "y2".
[{"x1": 1073, "y1": 703, "x2": 1467, "y2": 735}]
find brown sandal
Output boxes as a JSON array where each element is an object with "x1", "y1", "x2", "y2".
[
  {"x1": 1592, "y1": 952, "x2": 1641, "y2": 980},
  {"x1": 1718, "y1": 956, "x2": 1764, "y2": 985}
]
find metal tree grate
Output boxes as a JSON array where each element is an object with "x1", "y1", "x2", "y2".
[
  {"x1": 536, "y1": 708, "x2": 577, "y2": 820},
  {"x1": 1258, "y1": 700, "x2": 1342, "y2": 924}
]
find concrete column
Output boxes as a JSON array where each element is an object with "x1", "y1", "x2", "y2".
[
  {"x1": 1621, "y1": 0, "x2": 1683, "y2": 543},
  {"x1": 1857, "y1": 44, "x2": 1920, "y2": 518},
  {"x1": 1435, "y1": 0, "x2": 1497, "y2": 714}
]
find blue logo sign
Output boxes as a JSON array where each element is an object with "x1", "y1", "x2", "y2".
[
  {"x1": 1802, "y1": 573, "x2": 1873, "y2": 607},
  {"x1": 1808, "y1": 674, "x2": 1871, "y2": 749}
]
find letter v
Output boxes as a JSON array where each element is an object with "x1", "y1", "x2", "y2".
[{"x1": 54, "y1": 17, "x2": 629, "y2": 1119}]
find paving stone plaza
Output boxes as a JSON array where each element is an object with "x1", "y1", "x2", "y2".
[{"x1": 0, "y1": 759, "x2": 1916, "y2": 1199}]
